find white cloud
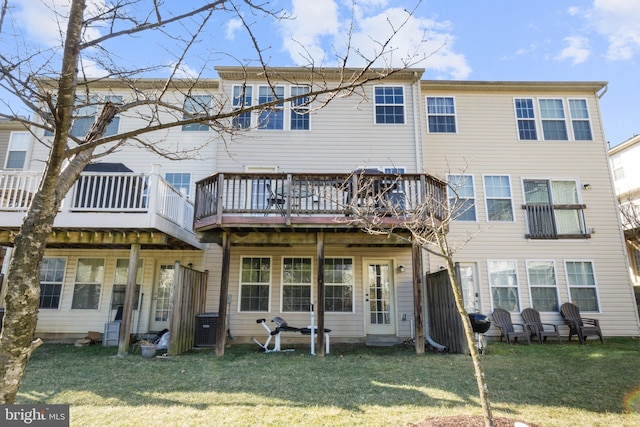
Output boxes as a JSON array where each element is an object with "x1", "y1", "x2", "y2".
[
  {"x1": 226, "y1": 18, "x2": 243, "y2": 41},
  {"x1": 555, "y1": 36, "x2": 591, "y2": 64},
  {"x1": 586, "y1": 0, "x2": 640, "y2": 61}
]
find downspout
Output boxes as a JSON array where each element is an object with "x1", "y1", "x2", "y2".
[{"x1": 412, "y1": 72, "x2": 425, "y2": 172}]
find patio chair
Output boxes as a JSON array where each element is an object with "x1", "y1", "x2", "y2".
[
  {"x1": 491, "y1": 308, "x2": 530, "y2": 345},
  {"x1": 521, "y1": 308, "x2": 561, "y2": 344},
  {"x1": 559, "y1": 302, "x2": 603, "y2": 344}
]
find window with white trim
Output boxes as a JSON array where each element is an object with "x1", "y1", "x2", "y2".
[
  {"x1": 539, "y1": 99, "x2": 568, "y2": 140},
  {"x1": 182, "y1": 94, "x2": 211, "y2": 131},
  {"x1": 489, "y1": 260, "x2": 520, "y2": 311},
  {"x1": 324, "y1": 258, "x2": 354, "y2": 312},
  {"x1": 568, "y1": 99, "x2": 593, "y2": 140},
  {"x1": 611, "y1": 155, "x2": 624, "y2": 181},
  {"x1": 110, "y1": 258, "x2": 143, "y2": 311},
  {"x1": 526, "y1": 260, "x2": 559, "y2": 312},
  {"x1": 71, "y1": 258, "x2": 104, "y2": 309},
  {"x1": 565, "y1": 261, "x2": 599, "y2": 311},
  {"x1": 514, "y1": 98, "x2": 537, "y2": 140},
  {"x1": 257, "y1": 85, "x2": 285, "y2": 130},
  {"x1": 447, "y1": 174, "x2": 476, "y2": 221},
  {"x1": 374, "y1": 86, "x2": 405, "y2": 124},
  {"x1": 232, "y1": 85, "x2": 253, "y2": 129},
  {"x1": 39, "y1": 257, "x2": 66, "y2": 309},
  {"x1": 5, "y1": 132, "x2": 30, "y2": 170},
  {"x1": 426, "y1": 97, "x2": 456, "y2": 133},
  {"x1": 290, "y1": 86, "x2": 310, "y2": 130},
  {"x1": 240, "y1": 257, "x2": 271, "y2": 311},
  {"x1": 484, "y1": 175, "x2": 514, "y2": 221},
  {"x1": 165, "y1": 173, "x2": 191, "y2": 198},
  {"x1": 282, "y1": 257, "x2": 312, "y2": 312}
]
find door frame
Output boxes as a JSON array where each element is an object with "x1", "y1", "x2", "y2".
[
  {"x1": 362, "y1": 258, "x2": 397, "y2": 336},
  {"x1": 149, "y1": 261, "x2": 176, "y2": 332}
]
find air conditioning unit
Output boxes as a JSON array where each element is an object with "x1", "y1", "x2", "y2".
[{"x1": 194, "y1": 313, "x2": 218, "y2": 347}]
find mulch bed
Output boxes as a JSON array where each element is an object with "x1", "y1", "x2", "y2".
[{"x1": 412, "y1": 415, "x2": 538, "y2": 426}]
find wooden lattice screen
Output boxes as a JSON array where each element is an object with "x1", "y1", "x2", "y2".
[{"x1": 167, "y1": 262, "x2": 208, "y2": 356}]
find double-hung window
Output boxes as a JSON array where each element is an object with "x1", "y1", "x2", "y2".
[
  {"x1": 257, "y1": 85, "x2": 285, "y2": 130},
  {"x1": 324, "y1": 258, "x2": 354, "y2": 312},
  {"x1": 568, "y1": 99, "x2": 593, "y2": 140},
  {"x1": 523, "y1": 179, "x2": 587, "y2": 238},
  {"x1": 232, "y1": 85, "x2": 253, "y2": 129},
  {"x1": 447, "y1": 174, "x2": 476, "y2": 221},
  {"x1": 165, "y1": 172, "x2": 191, "y2": 198},
  {"x1": 539, "y1": 99, "x2": 568, "y2": 140},
  {"x1": 111, "y1": 259, "x2": 143, "y2": 311},
  {"x1": 5, "y1": 132, "x2": 30, "y2": 169},
  {"x1": 565, "y1": 261, "x2": 599, "y2": 311},
  {"x1": 526, "y1": 260, "x2": 559, "y2": 312},
  {"x1": 488, "y1": 260, "x2": 520, "y2": 311},
  {"x1": 71, "y1": 258, "x2": 104, "y2": 309},
  {"x1": 291, "y1": 86, "x2": 310, "y2": 130},
  {"x1": 282, "y1": 257, "x2": 312, "y2": 312},
  {"x1": 484, "y1": 175, "x2": 514, "y2": 221},
  {"x1": 240, "y1": 257, "x2": 271, "y2": 311},
  {"x1": 426, "y1": 97, "x2": 456, "y2": 133},
  {"x1": 39, "y1": 257, "x2": 66, "y2": 309},
  {"x1": 182, "y1": 95, "x2": 211, "y2": 131},
  {"x1": 374, "y1": 86, "x2": 405, "y2": 124},
  {"x1": 70, "y1": 95, "x2": 122, "y2": 137},
  {"x1": 514, "y1": 98, "x2": 537, "y2": 140}
]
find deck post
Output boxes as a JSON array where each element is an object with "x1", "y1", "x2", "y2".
[
  {"x1": 316, "y1": 232, "x2": 325, "y2": 356},
  {"x1": 117, "y1": 242, "x2": 140, "y2": 356},
  {"x1": 412, "y1": 242, "x2": 425, "y2": 354},
  {"x1": 216, "y1": 231, "x2": 231, "y2": 356}
]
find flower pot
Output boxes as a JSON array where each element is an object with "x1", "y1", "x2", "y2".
[{"x1": 141, "y1": 345, "x2": 157, "y2": 358}]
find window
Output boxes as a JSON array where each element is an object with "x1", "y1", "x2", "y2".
[
  {"x1": 71, "y1": 258, "x2": 104, "y2": 309},
  {"x1": 240, "y1": 257, "x2": 271, "y2": 311},
  {"x1": 282, "y1": 257, "x2": 312, "y2": 312},
  {"x1": 384, "y1": 167, "x2": 406, "y2": 210},
  {"x1": 110, "y1": 259, "x2": 143, "y2": 311},
  {"x1": 5, "y1": 132, "x2": 30, "y2": 169},
  {"x1": 232, "y1": 85, "x2": 253, "y2": 129},
  {"x1": 484, "y1": 175, "x2": 514, "y2": 221},
  {"x1": 459, "y1": 263, "x2": 479, "y2": 313},
  {"x1": 488, "y1": 260, "x2": 520, "y2": 311},
  {"x1": 257, "y1": 85, "x2": 284, "y2": 130},
  {"x1": 290, "y1": 86, "x2": 311, "y2": 130},
  {"x1": 374, "y1": 86, "x2": 405, "y2": 124},
  {"x1": 539, "y1": 99, "x2": 568, "y2": 140},
  {"x1": 634, "y1": 249, "x2": 640, "y2": 282},
  {"x1": 165, "y1": 173, "x2": 191, "y2": 197},
  {"x1": 611, "y1": 155, "x2": 625, "y2": 181},
  {"x1": 568, "y1": 99, "x2": 593, "y2": 140},
  {"x1": 523, "y1": 179, "x2": 587, "y2": 238},
  {"x1": 426, "y1": 97, "x2": 456, "y2": 133},
  {"x1": 526, "y1": 261, "x2": 559, "y2": 312},
  {"x1": 324, "y1": 258, "x2": 353, "y2": 312},
  {"x1": 514, "y1": 98, "x2": 537, "y2": 140},
  {"x1": 447, "y1": 174, "x2": 476, "y2": 221},
  {"x1": 565, "y1": 261, "x2": 599, "y2": 311},
  {"x1": 70, "y1": 95, "x2": 121, "y2": 137},
  {"x1": 39, "y1": 257, "x2": 66, "y2": 309},
  {"x1": 182, "y1": 94, "x2": 211, "y2": 131}
]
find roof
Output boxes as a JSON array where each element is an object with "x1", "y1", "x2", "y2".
[
  {"x1": 421, "y1": 80, "x2": 608, "y2": 93},
  {"x1": 609, "y1": 134, "x2": 640, "y2": 155}
]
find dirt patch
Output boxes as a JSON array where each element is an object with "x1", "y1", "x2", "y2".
[{"x1": 412, "y1": 415, "x2": 538, "y2": 426}]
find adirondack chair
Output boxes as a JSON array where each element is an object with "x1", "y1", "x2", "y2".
[
  {"x1": 491, "y1": 308, "x2": 530, "y2": 344},
  {"x1": 521, "y1": 308, "x2": 561, "y2": 344},
  {"x1": 560, "y1": 302, "x2": 603, "y2": 344}
]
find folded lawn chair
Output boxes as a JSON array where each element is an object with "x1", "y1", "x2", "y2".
[
  {"x1": 560, "y1": 302, "x2": 603, "y2": 344},
  {"x1": 521, "y1": 308, "x2": 561, "y2": 344},
  {"x1": 491, "y1": 308, "x2": 530, "y2": 345}
]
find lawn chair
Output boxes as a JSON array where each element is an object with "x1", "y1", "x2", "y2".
[
  {"x1": 491, "y1": 308, "x2": 530, "y2": 345},
  {"x1": 521, "y1": 308, "x2": 561, "y2": 344},
  {"x1": 559, "y1": 302, "x2": 603, "y2": 344}
]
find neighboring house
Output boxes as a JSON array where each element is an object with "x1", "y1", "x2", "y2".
[
  {"x1": 609, "y1": 134, "x2": 640, "y2": 290},
  {"x1": 1, "y1": 68, "x2": 638, "y2": 350}
]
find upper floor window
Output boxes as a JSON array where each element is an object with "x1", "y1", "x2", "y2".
[
  {"x1": 374, "y1": 86, "x2": 405, "y2": 124},
  {"x1": 514, "y1": 98, "x2": 537, "y2": 140},
  {"x1": 282, "y1": 257, "x2": 312, "y2": 312},
  {"x1": 182, "y1": 94, "x2": 211, "y2": 131},
  {"x1": 5, "y1": 132, "x2": 30, "y2": 170},
  {"x1": 484, "y1": 175, "x2": 514, "y2": 221},
  {"x1": 539, "y1": 99, "x2": 568, "y2": 140},
  {"x1": 565, "y1": 261, "x2": 599, "y2": 312},
  {"x1": 68, "y1": 95, "x2": 122, "y2": 138},
  {"x1": 239, "y1": 257, "x2": 271, "y2": 311},
  {"x1": 290, "y1": 86, "x2": 311, "y2": 130},
  {"x1": 165, "y1": 172, "x2": 191, "y2": 197},
  {"x1": 611, "y1": 155, "x2": 624, "y2": 181},
  {"x1": 447, "y1": 174, "x2": 476, "y2": 221},
  {"x1": 426, "y1": 97, "x2": 456, "y2": 133},
  {"x1": 232, "y1": 85, "x2": 253, "y2": 129},
  {"x1": 39, "y1": 257, "x2": 66, "y2": 309},
  {"x1": 257, "y1": 85, "x2": 285, "y2": 130},
  {"x1": 568, "y1": 99, "x2": 593, "y2": 140},
  {"x1": 523, "y1": 179, "x2": 587, "y2": 239}
]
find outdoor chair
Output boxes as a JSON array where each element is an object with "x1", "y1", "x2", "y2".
[
  {"x1": 491, "y1": 308, "x2": 530, "y2": 345},
  {"x1": 559, "y1": 302, "x2": 603, "y2": 344},
  {"x1": 521, "y1": 308, "x2": 561, "y2": 344}
]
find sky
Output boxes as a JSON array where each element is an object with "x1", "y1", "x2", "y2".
[{"x1": 7, "y1": 0, "x2": 640, "y2": 146}]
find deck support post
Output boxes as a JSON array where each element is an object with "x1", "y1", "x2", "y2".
[
  {"x1": 118, "y1": 242, "x2": 140, "y2": 356},
  {"x1": 216, "y1": 231, "x2": 231, "y2": 356},
  {"x1": 412, "y1": 242, "x2": 425, "y2": 354},
  {"x1": 316, "y1": 232, "x2": 325, "y2": 356}
]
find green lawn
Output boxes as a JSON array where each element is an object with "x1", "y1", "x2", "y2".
[{"x1": 16, "y1": 338, "x2": 640, "y2": 426}]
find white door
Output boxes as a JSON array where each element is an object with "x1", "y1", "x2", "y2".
[
  {"x1": 149, "y1": 263, "x2": 175, "y2": 331},
  {"x1": 365, "y1": 261, "x2": 396, "y2": 335},
  {"x1": 459, "y1": 263, "x2": 481, "y2": 313}
]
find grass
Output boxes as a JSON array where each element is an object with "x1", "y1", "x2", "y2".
[{"x1": 15, "y1": 338, "x2": 640, "y2": 426}]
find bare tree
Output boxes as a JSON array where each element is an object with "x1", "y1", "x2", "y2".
[
  {"x1": 618, "y1": 192, "x2": 640, "y2": 253},
  {"x1": 341, "y1": 170, "x2": 494, "y2": 427},
  {"x1": 0, "y1": 0, "x2": 429, "y2": 403}
]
